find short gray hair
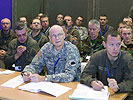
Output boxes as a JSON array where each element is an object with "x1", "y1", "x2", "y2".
[{"x1": 88, "y1": 19, "x2": 100, "y2": 29}]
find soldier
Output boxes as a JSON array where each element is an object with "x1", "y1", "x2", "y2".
[
  {"x1": 22, "y1": 25, "x2": 81, "y2": 83},
  {"x1": 0, "y1": 18, "x2": 16, "y2": 68},
  {"x1": 81, "y1": 19, "x2": 104, "y2": 61},
  {"x1": 4, "y1": 21, "x2": 39, "y2": 71},
  {"x1": 121, "y1": 26, "x2": 133, "y2": 56},
  {"x1": 56, "y1": 14, "x2": 64, "y2": 25},
  {"x1": 73, "y1": 16, "x2": 88, "y2": 40},
  {"x1": 19, "y1": 16, "x2": 31, "y2": 34},
  {"x1": 64, "y1": 15, "x2": 81, "y2": 52},
  {"x1": 99, "y1": 14, "x2": 114, "y2": 37},
  {"x1": 40, "y1": 14, "x2": 50, "y2": 39},
  {"x1": 80, "y1": 31, "x2": 133, "y2": 93},
  {"x1": 64, "y1": 15, "x2": 81, "y2": 43},
  {"x1": 30, "y1": 18, "x2": 48, "y2": 48}
]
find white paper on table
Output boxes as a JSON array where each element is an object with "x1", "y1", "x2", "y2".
[
  {"x1": 0, "y1": 70, "x2": 15, "y2": 74},
  {"x1": 19, "y1": 82, "x2": 72, "y2": 97},
  {"x1": 1, "y1": 75, "x2": 24, "y2": 88},
  {"x1": 69, "y1": 83, "x2": 109, "y2": 100}
]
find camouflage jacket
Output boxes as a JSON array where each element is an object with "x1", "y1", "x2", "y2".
[
  {"x1": 121, "y1": 40, "x2": 133, "y2": 56},
  {"x1": 23, "y1": 41, "x2": 81, "y2": 82},
  {"x1": 81, "y1": 35, "x2": 104, "y2": 61},
  {"x1": 73, "y1": 25, "x2": 88, "y2": 40}
]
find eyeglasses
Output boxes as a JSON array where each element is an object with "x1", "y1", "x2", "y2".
[
  {"x1": 2, "y1": 22, "x2": 10, "y2": 25},
  {"x1": 51, "y1": 33, "x2": 63, "y2": 38}
]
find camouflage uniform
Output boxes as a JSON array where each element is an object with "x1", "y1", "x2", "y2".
[
  {"x1": 66, "y1": 27, "x2": 82, "y2": 52},
  {"x1": 73, "y1": 25, "x2": 88, "y2": 40},
  {"x1": 121, "y1": 40, "x2": 133, "y2": 56},
  {"x1": 80, "y1": 49, "x2": 133, "y2": 93},
  {"x1": 99, "y1": 25, "x2": 114, "y2": 37},
  {"x1": 29, "y1": 32, "x2": 48, "y2": 48},
  {"x1": 81, "y1": 35, "x2": 104, "y2": 61},
  {"x1": 23, "y1": 41, "x2": 81, "y2": 82},
  {"x1": 4, "y1": 37, "x2": 40, "y2": 71},
  {"x1": 67, "y1": 26, "x2": 81, "y2": 42}
]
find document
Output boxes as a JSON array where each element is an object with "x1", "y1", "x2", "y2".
[
  {"x1": 69, "y1": 83, "x2": 109, "y2": 100},
  {"x1": 19, "y1": 82, "x2": 71, "y2": 97},
  {"x1": 0, "y1": 70, "x2": 15, "y2": 74},
  {"x1": 1, "y1": 75, "x2": 24, "y2": 88}
]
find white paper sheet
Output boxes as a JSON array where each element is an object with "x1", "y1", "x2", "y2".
[
  {"x1": 0, "y1": 70, "x2": 15, "y2": 74},
  {"x1": 69, "y1": 83, "x2": 109, "y2": 100},
  {"x1": 1, "y1": 75, "x2": 24, "y2": 88},
  {"x1": 19, "y1": 82, "x2": 71, "y2": 97}
]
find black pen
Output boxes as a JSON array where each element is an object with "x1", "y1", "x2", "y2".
[{"x1": 94, "y1": 78, "x2": 105, "y2": 90}]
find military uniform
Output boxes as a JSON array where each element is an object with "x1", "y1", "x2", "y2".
[
  {"x1": 23, "y1": 41, "x2": 81, "y2": 82},
  {"x1": 80, "y1": 35, "x2": 104, "y2": 61},
  {"x1": 4, "y1": 37, "x2": 40, "y2": 71},
  {"x1": 40, "y1": 26, "x2": 50, "y2": 39},
  {"x1": 121, "y1": 40, "x2": 133, "y2": 56},
  {"x1": 0, "y1": 30, "x2": 16, "y2": 51},
  {"x1": 80, "y1": 49, "x2": 133, "y2": 93},
  {"x1": 66, "y1": 27, "x2": 81, "y2": 52},
  {"x1": 0, "y1": 30, "x2": 16, "y2": 68},
  {"x1": 99, "y1": 25, "x2": 114, "y2": 37},
  {"x1": 29, "y1": 32, "x2": 48, "y2": 48},
  {"x1": 73, "y1": 25, "x2": 88, "y2": 40},
  {"x1": 67, "y1": 26, "x2": 81, "y2": 42}
]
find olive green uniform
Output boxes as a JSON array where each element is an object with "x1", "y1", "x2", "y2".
[
  {"x1": 30, "y1": 32, "x2": 48, "y2": 48},
  {"x1": 0, "y1": 30, "x2": 16, "y2": 68},
  {"x1": 80, "y1": 49, "x2": 133, "y2": 93},
  {"x1": 4, "y1": 37, "x2": 40, "y2": 71}
]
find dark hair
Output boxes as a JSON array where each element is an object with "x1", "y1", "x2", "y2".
[
  {"x1": 13, "y1": 21, "x2": 25, "y2": 32},
  {"x1": 40, "y1": 14, "x2": 48, "y2": 19},
  {"x1": 104, "y1": 30, "x2": 121, "y2": 42},
  {"x1": 99, "y1": 14, "x2": 108, "y2": 19}
]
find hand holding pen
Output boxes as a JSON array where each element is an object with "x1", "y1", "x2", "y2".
[
  {"x1": 91, "y1": 78, "x2": 105, "y2": 91},
  {"x1": 22, "y1": 72, "x2": 32, "y2": 82}
]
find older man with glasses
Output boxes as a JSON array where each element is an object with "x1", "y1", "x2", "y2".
[
  {"x1": 22, "y1": 25, "x2": 81, "y2": 83},
  {"x1": 0, "y1": 18, "x2": 16, "y2": 68}
]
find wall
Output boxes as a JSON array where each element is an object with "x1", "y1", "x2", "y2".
[
  {"x1": 11, "y1": 0, "x2": 133, "y2": 29},
  {"x1": 0, "y1": 0, "x2": 12, "y2": 29}
]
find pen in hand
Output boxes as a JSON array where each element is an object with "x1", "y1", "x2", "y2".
[{"x1": 94, "y1": 78, "x2": 105, "y2": 90}]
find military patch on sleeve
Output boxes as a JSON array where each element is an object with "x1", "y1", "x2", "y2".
[
  {"x1": 69, "y1": 60, "x2": 76, "y2": 66},
  {"x1": 37, "y1": 51, "x2": 42, "y2": 58}
]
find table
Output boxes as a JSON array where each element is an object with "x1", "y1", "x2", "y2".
[{"x1": 0, "y1": 69, "x2": 129, "y2": 100}]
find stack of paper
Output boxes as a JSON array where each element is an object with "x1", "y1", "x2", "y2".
[
  {"x1": 1, "y1": 75, "x2": 24, "y2": 88},
  {"x1": 69, "y1": 83, "x2": 109, "y2": 100},
  {"x1": 19, "y1": 82, "x2": 71, "y2": 97},
  {"x1": 0, "y1": 70, "x2": 15, "y2": 74}
]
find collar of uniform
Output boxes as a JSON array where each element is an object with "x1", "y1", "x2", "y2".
[
  {"x1": 17, "y1": 36, "x2": 29, "y2": 46},
  {"x1": 105, "y1": 50, "x2": 121, "y2": 69},
  {"x1": 1, "y1": 29, "x2": 11, "y2": 37},
  {"x1": 32, "y1": 31, "x2": 42, "y2": 41}
]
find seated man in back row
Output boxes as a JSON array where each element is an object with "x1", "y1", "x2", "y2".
[
  {"x1": 80, "y1": 30, "x2": 133, "y2": 93},
  {"x1": 22, "y1": 25, "x2": 81, "y2": 82}
]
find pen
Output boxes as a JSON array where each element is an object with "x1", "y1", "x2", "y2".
[
  {"x1": 94, "y1": 78, "x2": 105, "y2": 90},
  {"x1": 23, "y1": 73, "x2": 30, "y2": 77}
]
